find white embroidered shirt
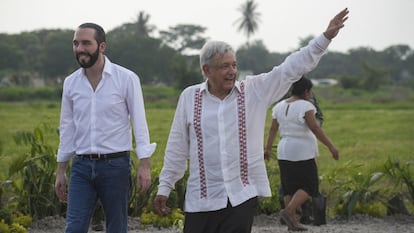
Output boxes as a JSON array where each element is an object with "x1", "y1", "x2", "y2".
[{"x1": 157, "y1": 34, "x2": 330, "y2": 212}]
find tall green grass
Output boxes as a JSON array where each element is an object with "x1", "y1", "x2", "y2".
[
  {"x1": 1, "y1": 97, "x2": 413, "y2": 218},
  {"x1": 0, "y1": 102, "x2": 60, "y2": 177},
  {"x1": 1, "y1": 100, "x2": 413, "y2": 178}
]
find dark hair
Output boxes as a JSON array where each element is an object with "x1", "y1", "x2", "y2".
[
  {"x1": 78, "y1": 23, "x2": 106, "y2": 45},
  {"x1": 291, "y1": 76, "x2": 313, "y2": 98}
]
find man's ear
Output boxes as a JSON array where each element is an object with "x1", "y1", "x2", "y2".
[
  {"x1": 202, "y1": 64, "x2": 210, "y2": 76},
  {"x1": 99, "y1": 42, "x2": 106, "y2": 53}
]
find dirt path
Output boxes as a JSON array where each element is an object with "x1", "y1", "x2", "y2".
[{"x1": 28, "y1": 214, "x2": 414, "y2": 233}]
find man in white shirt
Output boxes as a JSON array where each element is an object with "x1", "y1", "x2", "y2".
[
  {"x1": 54, "y1": 23, "x2": 156, "y2": 233},
  {"x1": 153, "y1": 8, "x2": 349, "y2": 233}
]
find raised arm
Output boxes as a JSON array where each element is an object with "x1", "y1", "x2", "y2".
[{"x1": 324, "y1": 8, "x2": 350, "y2": 40}]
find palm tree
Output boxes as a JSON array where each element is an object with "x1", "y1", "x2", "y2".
[
  {"x1": 234, "y1": 0, "x2": 261, "y2": 45},
  {"x1": 107, "y1": 11, "x2": 155, "y2": 40},
  {"x1": 135, "y1": 11, "x2": 155, "y2": 38}
]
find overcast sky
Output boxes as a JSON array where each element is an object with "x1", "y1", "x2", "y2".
[{"x1": 1, "y1": 0, "x2": 413, "y2": 53}]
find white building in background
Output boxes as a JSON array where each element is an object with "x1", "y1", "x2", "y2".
[
  {"x1": 237, "y1": 72, "x2": 338, "y2": 87},
  {"x1": 311, "y1": 78, "x2": 338, "y2": 87}
]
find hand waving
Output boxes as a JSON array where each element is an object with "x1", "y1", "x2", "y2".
[{"x1": 324, "y1": 8, "x2": 350, "y2": 40}]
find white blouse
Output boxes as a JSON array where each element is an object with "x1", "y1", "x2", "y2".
[{"x1": 272, "y1": 99, "x2": 318, "y2": 161}]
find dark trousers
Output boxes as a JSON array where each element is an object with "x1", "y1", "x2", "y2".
[{"x1": 184, "y1": 197, "x2": 257, "y2": 233}]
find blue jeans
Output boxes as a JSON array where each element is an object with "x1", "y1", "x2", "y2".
[{"x1": 65, "y1": 155, "x2": 131, "y2": 233}]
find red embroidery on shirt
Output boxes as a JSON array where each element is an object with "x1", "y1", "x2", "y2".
[
  {"x1": 193, "y1": 83, "x2": 250, "y2": 199},
  {"x1": 194, "y1": 88, "x2": 207, "y2": 198},
  {"x1": 238, "y1": 82, "x2": 249, "y2": 186}
]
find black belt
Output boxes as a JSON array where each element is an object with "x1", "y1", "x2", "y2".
[{"x1": 77, "y1": 151, "x2": 129, "y2": 160}]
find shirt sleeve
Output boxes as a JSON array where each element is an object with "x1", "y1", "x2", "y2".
[
  {"x1": 298, "y1": 101, "x2": 317, "y2": 123},
  {"x1": 157, "y1": 90, "x2": 191, "y2": 197},
  {"x1": 126, "y1": 73, "x2": 156, "y2": 159},
  {"x1": 57, "y1": 77, "x2": 76, "y2": 162}
]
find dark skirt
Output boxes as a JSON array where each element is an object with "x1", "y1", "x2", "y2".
[{"x1": 278, "y1": 159, "x2": 318, "y2": 197}]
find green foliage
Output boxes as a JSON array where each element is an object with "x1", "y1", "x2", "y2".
[
  {"x1": 337, "y1": 172, "x2": 384, "y2": 217},
  {"x1": 236, "y1": 40, "x2": 280, "y2": 74},
  {"x1": 8, "y1": 223, "x2": 27, "y2": 233},
  {"x1": 335, "y1": 202, "x2": 387, "y2": 218},
  {"x1": 0, "y1": 208, "x2": 12, "y2": 225},
  {"x1": 142, "y1": 85, "x2": 180, "y2": 104},
  {"x1": 11, "y1": 214, "x2": 32, "y2": 228},
  {"x1": 258, "y1": 158, "x2": 281, "y2": 214},
  {"x1": 1, "y1": 20, "x2": 413, "y2": 87},
  {"x1": 235, "y1": 0, "x2": 261, "y2": 44},
  {"x1": 140, "y1": 208, "x2": 184, "y2": 229},
  {"x1": 323, "y1": 160, "x2": 386, "y2": 217},
  {"x1": 106, "y1": 36, "x2": 178, "y2": 85},
  {"x1": 159, "y1": 24, "x2": 207, "y2": 54},
  {"x1": 0, "y1": 213, "x2": 31, "y2": 233},
  {"x1": 0, "y1": 220, "x2": 10, "y2": 233},
  {"x1": 383, "y1": 158, "x2": 414, "y2": 204},
  {"x1": 172, "y1": 55, "x2": 203, "y2": 90},
  {"x1": 258, "y1": 195, "x2": 280, "y2": 215},
  {"x1": 0, "y1": 85, "x2": 180, "y2": 104},
  {"x1": 0, "y1": 99, "x2": 413, "y2": 225},
  {"x1": 9, "y1": 123, "x2": 63, "y2": 219},
  {"x1": 128, "y1": 161, "x2": 161, "y2": 217},
  {"x1": 0, "y1": 86, "x2": 62, "y2": 102},
  {"x1": 40, "y1": 30, "x2": 78, "y2": 78}
]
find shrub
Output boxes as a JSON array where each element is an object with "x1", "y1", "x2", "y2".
[
  {"x1": 11, "y1": 214, "x2": 32, "y2": 228},
  {"x1": 0, "y1": 220, "x2": 10, "y2": 233},
  {"x1": 383, "y1": 157, "x2": 414, "y2": 205},
  {"x1": 0, "y1": 86, "x2": 62, "y2": 102},
  {"x1": 9, "y1": 123, "x2": 63, "y2": 219},
  {"x1": 9, "y1": 223, "x2": 27, "y2": 233},
  {"x1": 140, "y1": 208, "x2": 184, "y2": 229}
]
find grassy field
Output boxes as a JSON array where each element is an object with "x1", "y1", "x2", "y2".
[
  {"x1": 1, "y1": 100, "x2": 413, "y2": 177},
  {"x1": 1, "y1": 97, "x2": 414, "y2": 218},
  {"x1": 0, "y1": 101, "x2": 176, "y2": 176},
  {"x1": 317, "y1": 103, "x2": 413, "y2": 169}
]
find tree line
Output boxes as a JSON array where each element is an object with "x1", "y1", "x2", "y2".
[{"x1": 0, "y1": 11, "x2": 413, "y2": 91}]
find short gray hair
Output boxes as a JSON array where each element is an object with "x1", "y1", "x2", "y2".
[{"x1": 199, "y1": 41, "x2": 235, "y2": 76}]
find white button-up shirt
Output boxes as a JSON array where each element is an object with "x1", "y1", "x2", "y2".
[
  {"x1": 57, "y1": 56, "x2": 156, "y2": 162},
  {"x1": 157, "y1": 34, "x2": 330, "y2": 212}
]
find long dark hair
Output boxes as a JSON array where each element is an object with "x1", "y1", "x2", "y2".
[{"x1": 291, "y1": 76, "x2": 313, "y2": 99}]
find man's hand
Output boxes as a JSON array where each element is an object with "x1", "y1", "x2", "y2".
[
  {"x1": 324, "y1": 8, "x2": 350, "y2": 40},
  {"x1": 55, "y1": 162, "x2": 68, "y2": 202},
  {"x1": 136, "y1": 158, "x2": 151, "y2": 192},
  {"x1": 153, "y1": 195, "x2": 171, "y2": 216}
]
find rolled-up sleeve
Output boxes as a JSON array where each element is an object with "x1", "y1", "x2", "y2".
[{"x1": 127, "y1": 73, "x2": 156, "y2": 159}]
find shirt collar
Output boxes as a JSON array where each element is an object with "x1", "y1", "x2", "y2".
[
  {"x1": 80, "y1": 55, "x2": 113, "y2": 77},
  {"x1": 199, "y1": 79, "x2": 242, "y2": 95},
  {"x1": 102, "y1": 56, "x2": 112, "y2": 76}
]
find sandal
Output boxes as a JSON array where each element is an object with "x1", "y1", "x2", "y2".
[
  {"x1": 281, "y1": 209, "x2": 308, "y2": 231},
  {"x1": 280, "y1": 209, "x2": 295, "y2": 230}
]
